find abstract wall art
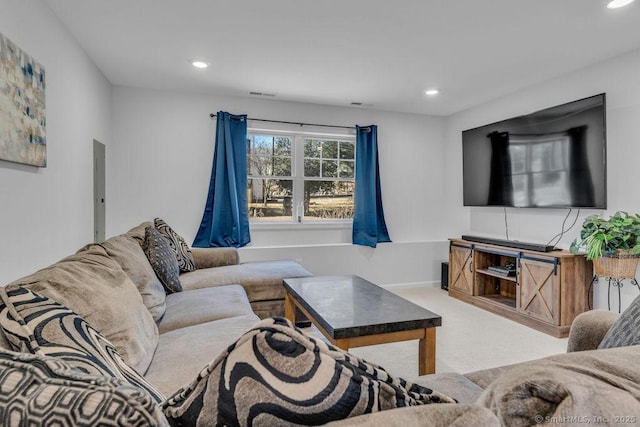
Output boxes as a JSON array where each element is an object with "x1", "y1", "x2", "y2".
[{"x1": 0, "y1": 32, "x2": 46, "y2": 167}]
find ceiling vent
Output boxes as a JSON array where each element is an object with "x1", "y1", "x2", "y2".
[
  {"x1": 249, "y1": 91, "x2": 276, "y2": 97},
  {"x1": 350, "y1": 102, "x2": 363, "y2": 106}
]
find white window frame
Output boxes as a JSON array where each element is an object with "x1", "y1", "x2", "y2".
[{"x1": 247, "y1": 128, "x2": 355, "y2": 228}]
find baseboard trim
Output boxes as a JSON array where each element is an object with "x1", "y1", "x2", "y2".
[{"x1": 380, "y1": 281, "x2": 439, "y2": 289}]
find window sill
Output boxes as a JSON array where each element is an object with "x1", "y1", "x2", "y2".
[{"x1": 249, "y1": 221, "x2": 352, "y2": 231}]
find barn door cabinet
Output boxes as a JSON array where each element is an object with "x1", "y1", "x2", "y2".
[
  {"x1": 448, "y1": 238, "x2": 592, "y2": 338},
  {"x1": 449, "y1": 242, "x2": 474, "y2": 296}
]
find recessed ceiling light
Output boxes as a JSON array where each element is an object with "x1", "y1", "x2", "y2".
[
  {"x1": 607, "y1": 0, "x2": 634, "y2": 8},
  {"x1": 190, "y1": 59, "x2": 209, "y2": 69},
  {"x1": 425, "y1": 89, "x2": 439, "y2": 96}
]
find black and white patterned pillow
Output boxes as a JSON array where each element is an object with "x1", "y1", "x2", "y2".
[
  {"x1": 143, "y1": 226, "x2": 182, "y2": 293},
  {"x1": 599, "y1": 294, "x2": 640, "y2": 349},
  {"x1": 0, "y1": 286, "x2": 165, "y2": 404},
  {"x1": 163, "y1": 317, "x2": 455, "y2": 426},
  {"x1": 0, "y1": 349, "x2": 168, "y2": 426},
  {"x1": 154, "y1": 217, "x2": 197, "y2": 273}
]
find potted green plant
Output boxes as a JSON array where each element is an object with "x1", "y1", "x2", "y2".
[{"x1": 570, "y1": 211, "x2": 640, "y2": 278}]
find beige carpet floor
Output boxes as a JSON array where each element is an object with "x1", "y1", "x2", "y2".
[{"x1": 304, "y1": 283, "x2": 568, "y2": 380}]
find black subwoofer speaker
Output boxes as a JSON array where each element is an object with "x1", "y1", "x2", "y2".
[{"x1": 441, "y1": 261, "x2": 449, "y2": 291}]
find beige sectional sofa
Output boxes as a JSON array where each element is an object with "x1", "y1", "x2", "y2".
[
  {"x1": 0, "y1": 221, "x2": 312, "y2": 399},
  {"x1": 1, "y1": 221, "x2": 638, "y2": 425}
]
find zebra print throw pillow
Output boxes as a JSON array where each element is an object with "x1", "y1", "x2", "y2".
[
  {"x1": 163, "y1": 317, "x2": 455, "y2": 426},
  {"x1": 143, "y1": 226, "x2": 182, "y2": 293},
  {"x1": 0, "y1": 349, "x2": 168, "y2": 426},
  {"x1": 154, "y1": 217, "x2": 197, "y2": 273},
  {"x1": 0, "y1": 285, "x2": 165, "y2": 404}
]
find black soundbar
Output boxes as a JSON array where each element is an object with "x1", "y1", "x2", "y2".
[{"x1": 461, "y1": 235, "x2": 556, "y2": 252}]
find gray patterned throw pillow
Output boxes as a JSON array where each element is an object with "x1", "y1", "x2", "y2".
[
  {"x1": 0, "y1": 349, "x2": 168, "y2": 426},
  {"x1": 163, "y1": 317, "x2": 455, "y2": 426},
  {"x1": 598, "y1": 294, "x2": 640, "y2": 349},
  {"x1": 154, "y1": 217, "x2": 197, "y2": 273},
  {"x1": 0, "y1": 285, "x2": 165, "y2": 404},
  {"x1": 143, "y1": 226, "x2": 182, "y2": 293}
]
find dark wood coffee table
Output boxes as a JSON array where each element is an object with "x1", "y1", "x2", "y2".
[{"x1": 283, "y1": 275, "x2": 442, "y2": 375}]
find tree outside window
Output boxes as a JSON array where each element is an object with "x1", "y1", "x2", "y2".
[{"x1": 247, "y1": 133, "x2": 355, "y2": 222}]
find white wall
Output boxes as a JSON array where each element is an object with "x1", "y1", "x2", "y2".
[
  {"x1": 444, "y1": 47, "x2": 640, "y2": 311},
  {"x1": 110, "y1": 87, "x2": 450, "y2": 285},
  {"x1": 6, "y1": 3, "x2": 639, "y2": 309},
  {"x1": 0, "y1": 0, "x2": 112, "y2": 284}
]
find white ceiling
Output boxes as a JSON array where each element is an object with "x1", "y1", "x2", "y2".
[{"x1": 43, "y1": 0, "x2": 640, "y2": 116}]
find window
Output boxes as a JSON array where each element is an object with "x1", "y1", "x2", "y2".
[
  {"x1": 247, "y1": 132, "x2": 355, "y2": 223},
  {"x1": 247, "y1": 134, "x2": 293, "y2": 220}
]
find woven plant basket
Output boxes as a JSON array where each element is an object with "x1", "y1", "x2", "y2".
[{"x1": 593, "y1": 249, "x2": 640, "y2": 279}]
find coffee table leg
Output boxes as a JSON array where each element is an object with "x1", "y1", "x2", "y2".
[
  {"x1": 284, "y1": 292, "x2": 296, "y2": 324},
  {"x1": 419, "y1": 328, "x2": 436, "y2": 375},
  {"x1": 333, "y1": 339, "x2": 350, "y2": 351}
]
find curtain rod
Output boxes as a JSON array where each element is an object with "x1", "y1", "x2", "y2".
[{"x1": 209, "y1": 113, "x2": 359, "y2": 130}]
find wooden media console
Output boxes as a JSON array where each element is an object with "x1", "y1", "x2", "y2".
[{"x1": 448, "y1": 238, "x2": 593, "y2": 338}]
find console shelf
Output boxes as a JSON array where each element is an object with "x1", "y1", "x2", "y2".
[
  {"x1": 448, "y1": 238, "x2": 593, "y2": 338},
  {"x1": 476, "y1": 269, "x2": 517, "y2": 283},
  {"x1": 477, "y1": 294, "x2": 517, "y2": 310}
]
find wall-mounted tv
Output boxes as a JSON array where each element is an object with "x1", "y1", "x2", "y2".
[{"x1": 462, "y1": 93, "x2": 606, "y2": 208}]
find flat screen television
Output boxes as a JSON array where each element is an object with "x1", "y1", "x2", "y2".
[{"x1": 462, "y1": 93, "x2": 606, "y2": 208}]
